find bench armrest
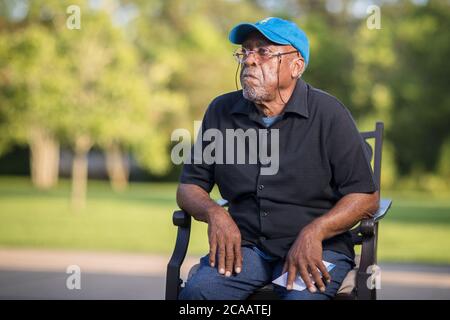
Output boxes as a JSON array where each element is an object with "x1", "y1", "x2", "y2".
[
  {"x1": 359, "y1": 198, "x2": 392, "y2": 237},
  {"x1": 373, "y1": 198, "x2": 392, "y2": 222},
  {"x1": 172, "y1": 209, "x2": 191, "y2": 227},
  {"x1": 166, "y1": 210, "x2": 191, "y2": 300},
  {"x1": 352, "y1": 198, "x2": 392, "y2": 242}
]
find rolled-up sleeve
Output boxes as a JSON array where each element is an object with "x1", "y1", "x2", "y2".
[
  {"x1": 327, "y1": 104, "x2": 378, "y2": 196},
  {"x1": 179, "y1": 104, "x2": 215, "y2": 193}
]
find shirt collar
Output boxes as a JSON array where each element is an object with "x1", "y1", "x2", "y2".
[
  {"x1": 230, "y1": 78, "x2": 309, "y2": 119},
  {"x1": 283, "y1": 78, "x2": 309, "y2": 118}
]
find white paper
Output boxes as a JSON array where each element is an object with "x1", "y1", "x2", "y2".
[{"x1": 272, "y1": 261, "x2": 336, "y2": 291}]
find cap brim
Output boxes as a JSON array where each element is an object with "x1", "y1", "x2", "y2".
[{"x1": 228, "y1": 23, "x2": 290, "y2": 46}]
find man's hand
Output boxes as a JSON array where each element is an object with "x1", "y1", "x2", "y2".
[
  {"x1": 207, "y1": 207, "x2": 242, "y2": 277},
  {"x1": 283, "y1": 223, "x2": 330, "y2": 293},
  {"x1": 176, "y1": 184, "x2": 243, "y2": 277}
]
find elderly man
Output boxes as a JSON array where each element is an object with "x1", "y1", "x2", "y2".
[{"x1": 177, "y1": 17, "x2": 379, "y2": 300}]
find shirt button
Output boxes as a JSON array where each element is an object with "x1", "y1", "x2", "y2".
[
  {"x1": 259, "y1": 236, "x2": 266, "y2": 241},
  {"x1": 261, "y1": 211, "x2": 268, "y2": 217},
  {"x1": 258, "y1": 185, "x2": 265, "y2": 190}
]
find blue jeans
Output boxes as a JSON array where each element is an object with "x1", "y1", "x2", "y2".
[{"x1": 179, "y1": 246, "x2": 354, "y2": 300}]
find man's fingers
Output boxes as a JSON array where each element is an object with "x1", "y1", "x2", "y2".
[
  {"x1": 309, "y1": 264, "x2": 326, "y2": 292},
  {"x1": 317, "y1": 261, "x2": 331, "y2": 284},
  {"x1": 209, "y1": 236, "x2": 217, "y2": 268},
  {"x1": 282, "y1": 261, "x2": 288, "y2": 275},
  {"x1": 224, "y1": 243, "x2": 234, "y2": 277},
  {"x1": 299, "y1": 265, "x2": 316, "y2": 293},
  {"x1": 234, "y1": 244, "x2": 242, "y2": 274},
  {"x1": 286, "y1": 265, "x2": 297, "y2": 290},
  {"x1": 218, "y1": 238, "x2": 226, "y2": 275}
]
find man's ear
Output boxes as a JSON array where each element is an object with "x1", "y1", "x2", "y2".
[{"x1": 291, "y1": 57, "x2": 305, "y2": 79}]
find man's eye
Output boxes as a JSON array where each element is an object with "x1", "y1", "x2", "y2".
[{"x1": 258, "y1": 48, "x2": 271, "y2": 56}]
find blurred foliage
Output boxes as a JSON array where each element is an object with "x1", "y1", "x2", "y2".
[
  {"x1": 0, "y1": 0, "x2": 188, "y2": 175},
  {"x1": 0, "y1": 0, "x2": 449, "y2": 191}
]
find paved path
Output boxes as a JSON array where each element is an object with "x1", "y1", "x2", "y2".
[{"x1": 0, "y1": 248, "x2": 449, "y2": 299}]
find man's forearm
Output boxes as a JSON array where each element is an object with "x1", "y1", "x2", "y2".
[
  {"x1": 307, "y1": 191, "x2": 380, "y2": 241},
  {"x1": 176, "y1": 183, "x2": 223, "y2": 223}
]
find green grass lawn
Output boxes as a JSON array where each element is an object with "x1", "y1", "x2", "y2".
[{"x1": 0, "y1": 176, "x2": 449, "y2": 264}]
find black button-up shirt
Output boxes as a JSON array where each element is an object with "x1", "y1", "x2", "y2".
[{"x1": 180, "y1": 79, "x2": 378, "y2": 260}]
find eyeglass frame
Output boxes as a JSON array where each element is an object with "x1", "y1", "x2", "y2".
[{"x1": 233, "y1": 47, "x2": 301, "y2": 64}]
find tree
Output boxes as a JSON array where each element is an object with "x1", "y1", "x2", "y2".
[
  {"x1": 0, "y1": 25, "x2": 69, "y2": 188},
  {"x1": 58, "y1": 4, "x2": 187, "y2": 207},
  {"x1": 0, "y1": 0, "x2": 189, "y2": 207},
  {"x1": 349, "y1": 0, "x2": 450, "y2": 185}
]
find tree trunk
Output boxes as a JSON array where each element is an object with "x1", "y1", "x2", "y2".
[
  {"x1": 71, "y1": 135, "x2": 92, "y2": 210},
  {"x1": 105, "y1": 142, "x2": 129, "y2": 192},
  {"x1": 29, "y1": 128, "x2": 59, "y2": 189}
]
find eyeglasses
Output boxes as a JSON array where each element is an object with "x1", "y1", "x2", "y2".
[{"x1": 233, "y1": 47, "x2": 299, "y2": 64}]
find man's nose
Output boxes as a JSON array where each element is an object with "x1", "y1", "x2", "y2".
[{"x1": 243, "y1": 51, "x2": 258, "y2": 66}]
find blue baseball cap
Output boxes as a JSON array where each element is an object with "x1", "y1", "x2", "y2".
[{"x1": 229, "y1": 17, "x2": 310, "y2": 65}]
